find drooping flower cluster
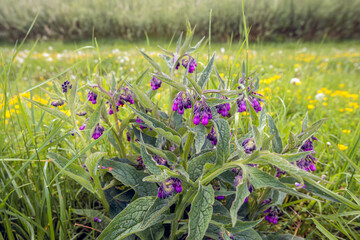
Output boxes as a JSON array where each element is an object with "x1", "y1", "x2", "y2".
[
  {"x1": 193, "y1": 101, "x2": 212, "y2": 126},
  {"x1": 172, "y1": 92, "x2": 192, "y2": 115},
  {"x1": 264, "y1": 206, "x2": 281, "y2": 224},
  {"x1": 242, "y1": 138, "x2": 256, "y2": 154},
  {"x1": 108, "y1": 102, "x2": 118, "y2": 115},
  {"x1": 62, "y1": 80, "x2": 72, "y2": 93},
  {"x1": 153, "y1": 155, "x2": 167, "y2": 166},
  {"x1": 157, "y1": 178, "x2": 182, "y2": 199},
  {"x1": 237, "y1": 95, "x2": 262, "y2": 113},
  {"x1": 51, "y1": 100, "x2": 64, "y2": 107},
  {"x1": 76, "y1": 111, "x2": 87, "y2": 116},
  {"x1": 92, "y1": 124, "x2": 104, "y2": 140},
  {"x1": 181, "y1": 56, "x2": 197, "y2": 73},
  {"x1": 215, "y1": 98, "x2": 231, "y2": 117},
  {"x1": 87, "y1": 91, "x2": 98, "y2": 104},
  {"x1": 126, "y1": 132, "x2": 131, "y2": 142},
  {"x1": 150, "y1": 76, "x2": 162, "y2": 90},
  {"x1": 207, "y1": 127, "x2": 217, "y2": 145},
  {"x1": 296, "y1": 136, "x2": 318, "y2": 172},
  {"x1": 116, "y1": 87, "x2": 135, "y2": 106}
]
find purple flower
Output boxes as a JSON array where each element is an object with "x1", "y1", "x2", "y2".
[
  {"x1": 172, "y1": 92, "x2": 192, "y2": 115},
  {"x1": 193, "y1": 101, "x2": 212, "y2": 126},
  {"x1": 108, "y1": 103, "x2": 119, "y2": 115},
  {"x1": 264, "y1": 206, "x2": 281, "y2": 224},
  {"x1": 61, "y1": 80, "x2": 72, "y2": 93},
  {"x1": 136, "y1": 156, "x2": 145, "y2": 169},
  {"x1": 262, "y1": 198, "x2": 272, "y2": 205},
  {"x1": 296, "y1": 136, "x2": 318, "y2": 172},
  {"x1": 150, "y1": 76, "x2": 162, "y2": 90},
  {"x1": 117, "y1": 87, "x2": 135, "y2": 106},
  {"x1": 87, "y1": 91, "x2": 97, "y2": 104},
  {"x1": 136, "y1": 117, "x2": 147, "y2": 130},
  {"x1": 237, "y1": 90, "x2": 263, "y2": 113},
  {"x1": 237, "y1": 98, "x2": 247, "y2": 112},
  {"x1": 157, "y1": 178, "x2": 182, "y2": 199},
  {"x1": 92, "y1": 124, "x2": 104, "y2": 140},
  {"x1": 275, "y1": 166, "x2": 287, "y2": 177},
  {"x1": 94, "y1": 217, "x2": 98, "y2": 222},
  {"x1": 153, "y1": 155, "x2": 167, "y2": 166},
  {"x1": 126, "y1": 132, "x2": 131, "y2": 142},
  {"x1": 51, "y1": 100, "x2": 64, "y2": 107},
  {"x1": 182, "y1": 56, "x2": 197, "y2": 73},
  {"x1": 216, "y1": 196, "x2": 225, "y2": 200},
  {"x1": 301, "y1": 136, "x2": 317, "y2": 152},
  {"x1": 207, "y1": 127, "x2": 217, "y2": 145},
  {"x1": 76, "y1": 111, "x2": 87, "y2": 116},
  {"x1": 216, "y1": 97, "x2": 231, "y2": 117},
  {"x1": 79, "y1": 121, "x2": 87, "y2": 130},
  {"x1": 242, "y1": 138, "x2": 256, "y2": 154}
]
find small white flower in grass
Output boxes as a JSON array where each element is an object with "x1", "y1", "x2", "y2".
[
  {"x1": 43, "y1": 52, "x2": 50, "y2": 58},
  {"x1": 327, "y1": 142, "x2": 331, "y2": 146},
  {"x1": 220, "y1": 48, "x2": 225, "y2": 53},
  {"x1": 290, "y1": 78, "x2": 301, "y2": 85},
  {"x1": 315, "y1": 93, "x2": 325, "y2": 101},
  {"x1": 48, "y1": 46, "x2": 53, "y2": 51}
]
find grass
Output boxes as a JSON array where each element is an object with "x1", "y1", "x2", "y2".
[{"x1": 0, "y1": 38, "x2": 359, "y2": 239}]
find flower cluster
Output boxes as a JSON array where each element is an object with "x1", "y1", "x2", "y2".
[
  {"x1": 136, "y1": 117, "x2": 147, "y2": 130},
  {"x1": 153, "y1": 155, "x2": 167, "y2": 166},
  {"x1": 179, "y1": 56, "x2": 197, "y2": 73},
  {"x1": 150, "y1": 76, "x2": 162, "y2": 90},
  {"x1": 242, "y1": 138, "x2": 256, "y2": 154},
  {"x1": 93, "y1": 217, "x2": 102, "y2": 223},
  {"x1": 76, "y1": 111, "x2": 87, "y2": 116},
  {"x1": 172, "y1": 92, "x2": 192, "y2": 115},
  {"x1": 264, "y1": 206, "x2": 281, "y2": 224},
  {"x1": 296, "y1": 136, "x2": 318, "y2": 172},
  {"x1": 157, "y1": 178, "x2": 182, "y2": 199},
  {"x1": 215, "y1": 98, "x2": 231, "y2": 117},
  {"x1": 116, "y1": 87, "x2": 135, "y2": 106},
  {"x1": 62, "y1": 80, "x2": 72, "y2": 93},
  {"x1": 207, "y1": 127, "x2": 217, "y2": 145},
  {"x1": 108, "y1": 103, "x2": 118, "y2": 115},
  {"x1": 92, "y1": 124, "x2": 105, "y2": 140},
  {"x1": 87, "y1": 91, "x2": 98, "y2": 104},
  {"x1": 51, "y1": 100, "x2": 64, "y2": 107},
  {"x1": 237, "y1": 95, "x2": 262, "y2": 113},
  {"x1": 193, "y1": 101, "x2": 212, "y2": 126}
]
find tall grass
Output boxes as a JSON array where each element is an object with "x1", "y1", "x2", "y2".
[{"x1": 0, "y1": 0, "x2": 359, "y2": 42}]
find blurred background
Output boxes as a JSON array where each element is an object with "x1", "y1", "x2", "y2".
[{"x1": 0, "y1": 0, "x2": 359, "y2": 42}]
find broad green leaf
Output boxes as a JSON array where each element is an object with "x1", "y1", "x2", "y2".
[
  {"x1": 214, "y1": 66, "x2": 225, "y2": 88},
  {"x1": 259, "y1": 105, "x2": 267, "y2": 131},
  {"x1": 193, "y1": 125, "x2": 206, "y2": 154},
  {"x1": 198, "y1": 53, "x2": 215, "y2": 89},
  {"x1": 280, "y1": 152, "x2": 309, "y2": 163},
  {"x1": 205, "y1": 97, "x2": 238, "y2": 107},
  {"x1": 49, "y1": 152, "x2": 94, "y2": 193},
  {"x1": 252, "y1": 125, "x2": 262, "y2": 149},
  {"x1": 23, "y1": 98, "x2": 71, "y2": 124},
  {"x1": 187, "y1": 36, "x2": 205, "y2": 54},
  {"x1": 187, "y1": 184, "x2": 214, "y2": 240},
  {"x1": 186, "y1": 75, "x2": 203, "y2": 96},
  {"x1": 141, "y1": 195, "x2": 178, "y2": 228},
  {"x1": 301, "y1": 112, "x2": 309, "y2": 132},
  {"x1": 135, "y1": 68, "x2": 150, "y2": 86},
  {"x1": 97, "y1": 197, "x2": 156, "y2": 240},
  {"x1": 244, "y1": 166, "x2": 316, "y2": 200},
  {"x1": 140, "y1": 141, "x2": 163, "y2": 175},
  {"x1": 287, "y1": 131, "x2": 300, "y2": 149},
  {"x1": 85, "y1": 152, "x2": 107, "y2": 177},
  {"x1": 125, "y1": 80, "x2": 154, "y2": 109},
  {"x1": 188, "y1": 150, "x2": 216, "y2": 181},
  {"x1": 225, "y1": 218, "x2": 263, "y2": 233},
  {"x1": 103, "y1": 159, "x2": 158, "y2": 197},
  {"x1": 230, "y1": 178, "x2": 250, "y2": 226},
  {"x1": 130, "y1": 106, "x2": 181, "y2": 145},
  {"x1": 248, "y1": 101, "x2": 259, "y2": 127},
  {"x1": 233, "y1": 229, "x2": 262, "y2": 240},
  {"x1": 155, "y1": 74, "x2": 187, "y2": 92},
  {"x1": 136, "y1": 224, "x2": 164, "y2": 240},
  {"x1": 213, "y1": 119, "x2": 231, "y2": 166},
  {"x1": 267, "y1": 115, "x2": 283, "y2": 153},
  {"x1": 138, "y1": 141, "x2": 177, "y2": 164},
  {"x1": 138, "y1": 49, "x2": 162, "y2": 73}
]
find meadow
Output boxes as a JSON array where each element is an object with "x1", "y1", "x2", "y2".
[{"x1": 0, "y1": 37, "x2": 360, "y2": 240}]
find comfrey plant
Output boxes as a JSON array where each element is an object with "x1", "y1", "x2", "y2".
[{"x1": 24, "y1": 24, "x2": 356, "y2": 240}]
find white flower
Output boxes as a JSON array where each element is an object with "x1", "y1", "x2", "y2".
[
  {"x1": 315, "y1": 93, "x2": 325, "y2": 101},
  {"x1": 220, "y1": 48, "x2": 225, "y2": 53},
  {"x1": 42, "y1": 52, "x2": 50, "y2": 58},
  {"x1": 290, "y1": 78, "x2": 301, "y2": 85},
  {"x1": 48, "y1": 46, "x2": 53, "y2": 51}
]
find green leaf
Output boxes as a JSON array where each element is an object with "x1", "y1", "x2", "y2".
[
  {"x1": 267, "y1": 115, "x2": 283, "y2": 153},
  {"x1": 225, "y1": 218, "x2": 263, "y2": 233},
  {"x1": 280, "y1": 152, "x2": 309, "y2": 163},
  {"x1": 85, "y1": 152, "x2": 107, "y2": 177},
  {"x1": 49, "y1": 152, "x2": 94, "y2": 193},
  {"x1": 23, "y1": 98, "x2": 71, "y2": 124},
  {"x1": 138, "y1": 142, "x2": 177, "y2": 164},
  {"x1": 259, "y1": 105, "x2": 267, "y2": 131},
  {"x1": 138, "y1": 49, "x2": 162, "y2": 72},
  {"x1": 103, "y1": 159, "x2": 158, "y2": 197},
  {"x1": 97, "y1": 197, "x2": 157, "y2": 240},
  {"x1": 155, "y1": 74, "x2": 186, "y2": 92},
  {"x1": 137, "y1": 224, "x2": 164, "y2": 240},
  {"x1": 186, "y1": 74, "x2": 203, "y2": 96},
  {"x1": 205, "y1": 97, "x2": 238, "y2": 107},
  {"x1": 214, "y1": 66, "x2": 225, "y2": 88},
  {"x1": 142, "y1": 195, "x2": 178, "y2": 228},
  {"x1": 252, "y1": 125, "x2": 262, "y2": 149},
  {"x1": 230, "y1": 173, "x2": 250, "y2": 226},
  {"x1": 187, "y1": 184, "x2": 214, "y2": 240},
  {"x1": 248, "y1": 101, "x2": 259, "y2": 127},
  {"x1": 188, "y1": 150, "x2": 216, "y2": 181},
  {"x1": 198, "y1": 53, "x2": 215, "y2": 89},
  {"x1": 312, "y1": 218, "x2": 337, "y2": 240},
  {"x1": 297, "y1": 119, "x2": 326, "y2": 143},
  {"x1": 193, "y1": 125, "x2": 207, "y2": 154},
  {"x1": 125, "y1": 80, "x2": 154, "y2": 109},
  {"x1": 244, "y1": 166, "x2": 316, "y2": 200},
  {"x1": 233, "y1": 229, "x2": 262, "y2": 240},
  {"x1": 213, "y1": 119, "x2": 231, "y2": 166},
  {"x1": 301, "y1": 112, "x2": 309, "y2": 132},
  {"x1": 130, "y1": 106, "x2": 181, "y2": 145},
  {"x1": 140, "y1": 141, "x2": 163, "y2": 175}
]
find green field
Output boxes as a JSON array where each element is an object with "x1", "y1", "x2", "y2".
[{"x1": 1, "y1": 39, "x2": 360, "y2": 239}]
